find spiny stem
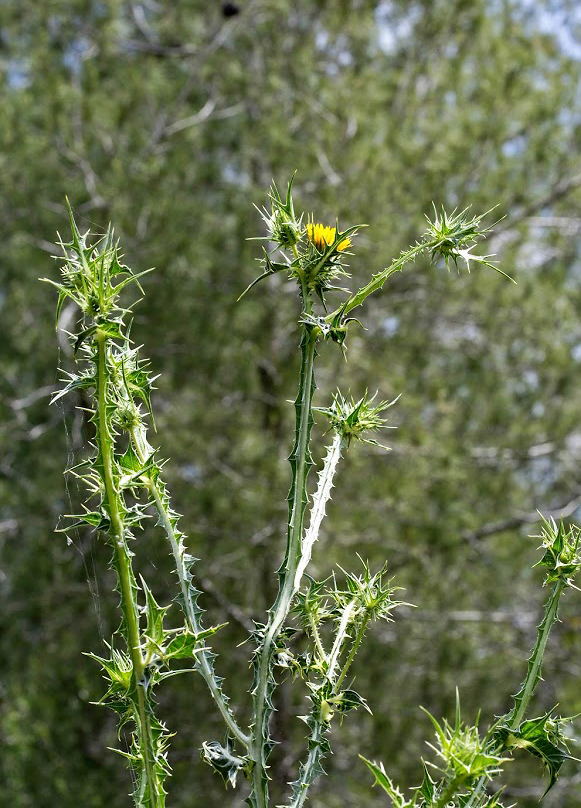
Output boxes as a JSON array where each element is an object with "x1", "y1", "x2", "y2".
[
  {"x1": 135, "y1": 696, "x2": 164, "y2": 807},
  {"x1": 293, "y1": 433, "x2": 344, "y2": 594},
  {"x1": 329, "y1": 242, "x2": 427, "y2": 320},
  {"x1": 288, "y1": 602, "x2": 361, "y2": 808},
  {"x1": 465, "y1": 578, "x2": 568, "y2": 808},
  {"x1": 335, "y1": 612, "x2": 370, "y2": 693},
  {"x1": 462, "y1": 777, "x2": 488, "y2": 808},
  {"x1": 289, "y1": 717, "x2": 326, "y2": 808},
  {"x1": 97, "y1": 337, "x2": 142, "y2": 671},
  {"x1": 96, "y1": 334, "x2": 161, "y2": 808},
  {"x1": 308, "y1": 609, "x2": 327, "y2": 663},
  {"x1": 250, "y1": 325, "x2": 318, "y2": 808},
  {"x1": 130, "y1": 426, "x2": 250, "y2": 749},
  {"x1": 507, "y1": 579, "x2": 566, "y2": 729},
  {"x1": 150, "y1": 481, "x2": 249, "y2": 748},
  {"x1": 288, "y1": 603, "x2": 367, "y2": 807},
  {"x1": 435, "y1": 777, "x2": 461, "y2": 808},
  {"x1": 327, "y1": 601, "x2": 356, "y2": 682}
]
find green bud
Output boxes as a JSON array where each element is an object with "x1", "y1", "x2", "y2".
[
  {"x1": 535, "y1": 516, "x2": 581, "y2": 585},
  {"x1": 314, "y1": 390, "x2": 398, "y2": 448},
  {"x1": 269, "y1": 212, "x2": 302, "y2": 248}
]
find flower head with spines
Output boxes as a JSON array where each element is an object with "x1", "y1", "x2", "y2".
[
  {"x1": 534, "y1": 515, "x2": 581, "y2": 587},
  {"x1": 314, "y1": 389, "x2": 398, "y2": 448},
  {"x1": 424, "y1": 204, "x2": 512, "y2": 281}
]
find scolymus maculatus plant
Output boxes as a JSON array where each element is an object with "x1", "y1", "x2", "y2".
[
  {"x1": 361, "y1": 515, "x2": 581, "y2": 807},
  {"x1": 48, "y1": 178, "x2": 576, "y2": 808}
]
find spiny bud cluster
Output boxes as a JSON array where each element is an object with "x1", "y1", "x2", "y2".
[
  {"x1": 424, "y1": 204, "x2": 513, "y2": 281},
  {"x1": 43, "y1": 201, "x2": 151, "y2": 326},
  {"x1": 535, "y1": 515, "x2": 581, "y2": 586},
  {"x1": 422, "y1": 693, "x2": 509, "y2": 785},
  {"x1": 245, "y1": 175, "x2": 362, "y2": 308},
  {"x1": 315, "y1": 389, "x2": 398, "y2": 447},
  {"x1": 258, "y1": 174, "x2": 303, "y2": 249}
]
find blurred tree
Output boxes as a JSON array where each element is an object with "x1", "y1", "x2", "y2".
[{"x1": 1, "y1": 1, "x2": 581, "y2": 806}]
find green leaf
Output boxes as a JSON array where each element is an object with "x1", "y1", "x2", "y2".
[
  {"x1": 332, "y1": 689, "x2": 372, "y2": 715},
  {"x1": 141, "y1": 579, "x2": 170, "y2": 648},
  {"x1": 359, "y1": 756, "x2": 414, "y2": 807},
  {"x1": 98, "y1": 319, "x2": 124, "y2": 341},
  {"x1": 66, "y1": 509, "x2": 111, "y2": 531},
  {"x1": 201, "y1": 739, "x2": 247, "y2": 788},
  {"x1": 74, "y1": 324, "x2": 99, "y2": 354},
  {"x1": 119, "y1": 445, "x2": 144, "y2": 473},
  {"x1": 118, "y1": 446, "x2": 157, "y2": 488},
  {"x1": 236, "y1": 250, "x2": 289, "y2": 301},
  {"x1": 113, "y1": 266, "x2": 154, "y2": 294},
  {"x1": 495, "y1": 713, "x2": 574, "y2": 794},
  {"x1": 416, "y1": 761, "x2": 436, "y2": 803},
  {"x1": 85, "y1": 647, "x2": 133, "y2": 696},
  {"x1": 51, "y1": 372, "x2": 96, "y2": 404},
  {"x1": 163, "y1": 623, "x2": 227, "y2": 661}
]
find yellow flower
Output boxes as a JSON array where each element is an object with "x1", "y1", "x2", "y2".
[{"x1": 307, "y1": 223, "x2": 351, "y2": 252}]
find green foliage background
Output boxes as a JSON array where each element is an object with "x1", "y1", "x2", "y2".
[{"x1": 2, "y1": 1, "x2": 581, "y2": 805}]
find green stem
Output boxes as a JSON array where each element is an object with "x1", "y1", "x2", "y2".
[
  {"x1": 463, "y1": 781, "x2": 488, "y2": 808},
  {"x1": 151, "y1": 480, "x2": 249, "y2": 748},
  {"x1": 464, "y1": 579, "x2": 567, "y2": 808},
  {"x1": 288, "y1": 716, "x2": 326, "y2": 808},
  {"x1": 334, "y1": 612, "x2": 370, "y2": 693},
  {"x1": 96, "y1": 334, "x2": 161, "y2": 808},
  {"x1": 328, "y1": 242, "x2": 427, "y2": 321},
  {"x1": 507, "y1": 579, "x2": 566, "y2": 729},
  {"x1": 308, "y1": 609, "x2": 327, "y2": 664},
  {"x1": 435, "y1": 777, "x2": 461, "y2": 808},
  {"x1": 129, "y1": 425, "x2": 249, "y2": 749},
  {"x1": 250, "y1": 325, "x2": 318, "y2": 808},
  {"x1": 97, "y1": 337, "x2": 142, "y2": 669}
]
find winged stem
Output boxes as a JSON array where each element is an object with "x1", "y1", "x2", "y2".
[
  {"x1": 96, "y1": 333, "x2": 163, "y2": 808},
  {"x1": 294, "y1": 433, "x2": 344, "y2": 593},
  {"x1": 464, "y1": 578, "x2": 568, "y2": 808},
  {"x1": 250, "y1": 323, "x2": 318, "y2": 808},
  {"x1": 129, "y1": 424, "x2": 250, "y2": 749},
  {"x1": 506, "y1": 579, "x2": 566, "y2": 730}
]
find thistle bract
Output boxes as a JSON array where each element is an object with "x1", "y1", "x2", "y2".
[{"x1": 535, "y1": 516, "x2": 581, "y2": 586}]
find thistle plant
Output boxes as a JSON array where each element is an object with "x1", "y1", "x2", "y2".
[
  {"x1": 45, "y1": 206, "x2": 239, "y2": 807},
  {"x1": 48, "y1": 177, "x2": 575, "y2": 808},
  {"x1": 362, "y1": 516, "x2": 581, "y2": 807}
]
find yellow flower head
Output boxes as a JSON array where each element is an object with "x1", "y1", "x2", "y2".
[{"x1": 307, "y1": 222, "x2": 351, "y2": 253}]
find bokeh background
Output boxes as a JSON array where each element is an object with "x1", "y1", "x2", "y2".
[{"x1": 2, "y1": 1, "x2": 581, "y2": 805}]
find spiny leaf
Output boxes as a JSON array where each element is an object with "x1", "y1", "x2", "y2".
[
  {"x1": 330, "y1": 689, "x2": 372, "y2": 715},
  {"x1": 201, "y1": 739, "x2": 247, "y2": 788},
  {"x1": 164, "y1": 624, "x2": 227, "y2": 661},
  {"x1": 359, "y1": 756, "x2": 415, "y2": 807},
  {"x1": 64, "y1": 509, "x2": 111, "y2": 531},
  {"x1": 495, "y1": 713, "x2": 575, "y2": 795},
  {"x1": 141, "y1": 579, "x2": 170, "y2": 649},
  {"x1": 416, "y1": 761, "x2": 436, "y2": 803}
]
